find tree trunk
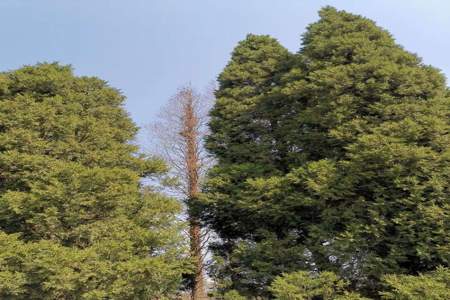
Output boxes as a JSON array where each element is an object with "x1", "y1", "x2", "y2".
[
  {"x1": 183, "y1": 91, "x2": 207, "y2": 299},
  {"x1": 190, "y1": 219, "x2": 207, "y2": 300}
]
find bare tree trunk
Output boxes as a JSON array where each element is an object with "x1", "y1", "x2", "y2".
[
  {"x1": 189, "y1": 220, "x2": 207, "y2": 299},
  {"x1": 148, "y1": 85, "x2": 213, "y2": 299},
  {"x1": 181, "y1": 89, "x2": 207, "y2": 300}
]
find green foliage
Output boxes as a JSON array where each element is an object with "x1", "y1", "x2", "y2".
[
  {"x1": 269, "y1": 268, "x2": 450, "y2": 300},
  {"x1": 201, "y1": 6, "x2": 450, "y2": 298},
  {"x1": 269, "y1": 271, "x2": 368, "y2": 300},
  {"x1": 209, "y1": 232, "x2": 307, "y2": 297},
  {"x1": 201, "y1": 33, "x2": 295, "y2": 237},
  {"x1": 223, "y1": 290, "x2": 246, "y2": 300},
  {"x1": 0, "y1": 63, "x2": 188, "y2": 299},
  {"x1": 207, "y1": 33, "x2": 292, "y2": 166},
  {"x1": 380, "y1": 267, "x2": 450, "y2": 300}
]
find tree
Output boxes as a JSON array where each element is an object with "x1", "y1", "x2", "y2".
[
  {"x1": 0, "y1": 63, "x2": 189, "y2": 299},
  {"x1": 200, "y1": 34, "x2": 294, "y2": 295},
  {"x1": 202, "y1": 33, "x2": 293, "y2": 237},
  {"x1": 201, "y1": 7, "x2": 450, "y2": 297},
  {"x1": 278, "y1": 7, "x2": 449, "y2": 295},
  {"x1": 206, "y1": 34, "x2": 292, "y2": 168},
  {"x1": 148, "y1": 85, "x2": 213, "y2": 299}
]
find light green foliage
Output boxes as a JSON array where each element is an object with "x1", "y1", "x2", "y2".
[
  {"x1": 223, "y1": 290, "x2": 246, "y2": 300},
  {"x1": 381, "y1": 267, "x2": 450, "y2": 300},
  {"x1": 0, "y1": 63, "x2": 188, "y2": 299},
  {"x1": 270, "y1": 271, "x2": 368, "y2": 300},
  {"x1": 202, "y1": 6, "x2": 450, "y2": 298}
]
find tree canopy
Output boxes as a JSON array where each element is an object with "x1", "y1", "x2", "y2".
[
  {"x1": 0, "y1": 6, "x2": 449, "y2": 300},
  {"x1": 200, "y1": 6, "x2": 450, "y2": 298},
  {"x1": 0, "y1": 63, "x2": 189, "y2": 299}
]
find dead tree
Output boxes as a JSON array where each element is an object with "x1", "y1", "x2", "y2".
[{"x1": 148, "y1": 85, "x2": 213, "y2": 300}]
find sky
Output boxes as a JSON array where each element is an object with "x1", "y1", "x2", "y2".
[{"x1": 1, "y1": 0, "x2": 450, "y2": 143}]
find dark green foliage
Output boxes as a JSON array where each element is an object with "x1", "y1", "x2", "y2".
[
  {"x1": 207, "y1": 34, "x2": 292, "y2": 166},
  {"x1": 0, "y1": 63, "x2": 189, "y2": 299},
  {"x1": 201, "y1": 7, "x2": 450, "y2": 297},
  {"x1": 202, "y1": 34, "x2": 294, "y2": 239},
  {"x1": 209, "y1": 232, "x2": 307, "y2": 297}
]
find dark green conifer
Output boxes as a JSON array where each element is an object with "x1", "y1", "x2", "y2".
[{"x1": 202, "y1": 7, "x2": 450, "y2": 297}]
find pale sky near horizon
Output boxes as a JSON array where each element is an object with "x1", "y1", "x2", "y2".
[{"x1": 1, "y1": 0, "x2": 449, "y2": 143}]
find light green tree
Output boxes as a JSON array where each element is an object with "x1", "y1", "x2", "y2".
[{"x1": 0, "y1": 63, "x2": 189, "y2": 299}]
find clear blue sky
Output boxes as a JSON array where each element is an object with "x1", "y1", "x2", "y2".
[{"x1": 1, "y1": 0, "x2": 449, "y2": 142}]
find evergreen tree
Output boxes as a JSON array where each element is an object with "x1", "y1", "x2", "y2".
[
  {"x1": 207, "y1": 33, "x2": 292, "y2": 167},
  {"x1": 284, "y1": 7, "x2": 449, "y2": 294},
  {"x1": 201, "y1": 7, "x2": 450, "y2": 297},
  {"x1": 0, "y1": 63, "x2": 189, "y2": 299},
  {"x1": 201, "y1": 34, "x2": 296, "y2": 295},
  {"x1": 203, "y1": 34, "x2": 292, "y2": 238}
]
